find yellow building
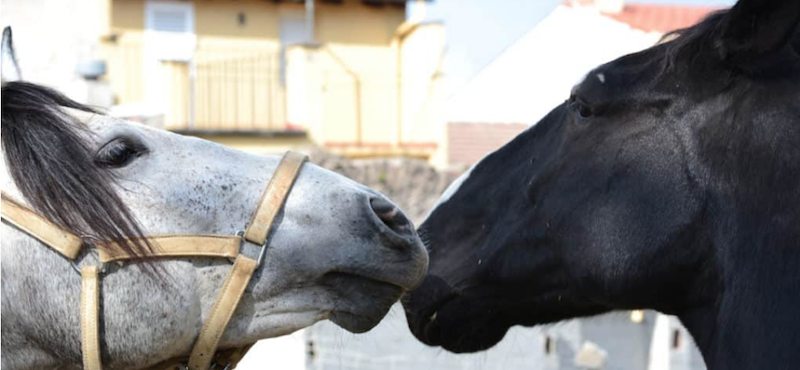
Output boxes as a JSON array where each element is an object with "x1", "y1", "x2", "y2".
[{"x1": 102, "y1": 0, "x2": 446, "y2": 163}]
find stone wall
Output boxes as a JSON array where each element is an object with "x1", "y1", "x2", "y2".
[{"x1": 305, "y1": 147, "x2": 466, "y2": 225}]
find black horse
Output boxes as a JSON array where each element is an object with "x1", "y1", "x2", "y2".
[{"x1": 403, "y1": 0, "x2": 800, "y2": 368}]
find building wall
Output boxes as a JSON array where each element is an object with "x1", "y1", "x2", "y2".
[
  {"x1": 195, "y1": 1, "x2": 282, "y2": 40},
  {"x1": 309, "y1": 2, "x2": 405, "y2": 147},
  {"x1": 315, "y1": 1, "x2": 404, "y2": 46},
  {"x1": 285, "y1": 20, "x2": 445, "y2": 161},
  {"x1": 1, "y1": 0, "x2": 111, "y2": 104},
  {"x1": 110, "y1": 0, "x2": 286, "y2": 42},
  {"x1": 104, "y1": 0, "x2": 406, "y2": 105},
  {"x1": 106, "y1": 0, "x2": 287, "y2": 129},
  {"x1": 399, "y1": 23, "x2": 447, "y2": 166},
  {"x1": 103, "y1": 0, "x2": 443, "y2": 161}
]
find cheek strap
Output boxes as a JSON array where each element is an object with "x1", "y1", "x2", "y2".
[
  {"x1": 81, "y1": 266, "x2": 102, "y2": 370},
  {"x1": 186, "y1": 151, "x2": 307, "y2": 370},
  {"x1": 188, "y1": 255, "x2": 258, "y2": 370}
]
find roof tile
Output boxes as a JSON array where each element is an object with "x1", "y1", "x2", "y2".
[
  {"x1": 606, "y1": 3, "x2": 720, "y2": 33},
  {"x1": 567, "y1": 1, "x2": 722, "y2": 34}
]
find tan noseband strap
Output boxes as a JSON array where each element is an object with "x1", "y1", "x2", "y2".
[
  {"x1": 0, "y1": 151, "x2": 309, "y2": 370},
  {"x1": 97, "y1": 235, "x2": 242, "y2": 263},
  {"x1": 0, "y1": 198, "x2": 244, "y2": 263}
]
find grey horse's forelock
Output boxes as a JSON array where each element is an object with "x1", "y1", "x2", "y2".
[{"x1": 1, "y1": 81, "x2": 155, "y2": 262}]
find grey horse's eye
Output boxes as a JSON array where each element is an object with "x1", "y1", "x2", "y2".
[{"x1": 96, "y1": 138, "x2": 143, "y2": 168}]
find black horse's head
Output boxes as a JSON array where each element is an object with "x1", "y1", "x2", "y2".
[{"x1": 404, "y1": 0, "x2": 800, "y2": 361}]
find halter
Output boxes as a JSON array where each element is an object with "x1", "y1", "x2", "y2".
[{"x1": 1, "y1": 151, "x2": 308, "y2": 370}]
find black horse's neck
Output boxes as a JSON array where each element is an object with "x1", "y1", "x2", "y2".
[
  {"x1": 681, "y1": 280, "x2": 800, "y2": 370},
  {"x1": 681, "y1": 207, "x2": 800, "y2": 370}
]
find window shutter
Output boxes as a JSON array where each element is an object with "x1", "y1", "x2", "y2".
[
  {"x1": 151, "y1": 9, "x2": 189, "y2": 33},
  {"x1": 144, "y1": 1, "x2": 195, "y2": 61},
  {"x1": 145, "y1": 1, "x2": 194, "y2": 34}
]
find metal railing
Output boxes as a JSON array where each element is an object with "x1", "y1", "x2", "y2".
[
  {"x1": 104, "y1": 41, "x2": 440, "y2": 156},
  {"x1": 106, "y1": 43, "x2": 287, "y2": 131},
  {"x1": 190, "y1": 49, "x2": 285, "y2": 131}
]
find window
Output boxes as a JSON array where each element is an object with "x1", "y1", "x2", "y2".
[
  {"x1": 144, "y1": 1, "x2": 195, "y2": 62},
  {"x1": 145, "y1": 1, "x2": 194, "y2": 34}
]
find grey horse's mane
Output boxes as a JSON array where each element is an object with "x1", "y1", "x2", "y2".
[{"x1": 2, "y1": 81, "x2": 153, "y2": 259}]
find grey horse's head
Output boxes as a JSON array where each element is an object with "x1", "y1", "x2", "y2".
[{"x1": 1, "y1": 27, "x2": 427, "y2": 369}]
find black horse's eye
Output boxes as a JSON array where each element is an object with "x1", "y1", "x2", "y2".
[
  {"x1": 577, "y1": 103, "x2": 593, "y2": 118},
  {"x1": 96, "y1": 139, "x2": 141, "y2": 168},
  {"x1": 568, "y1": 95, "x2": 593, "y2": 120}
]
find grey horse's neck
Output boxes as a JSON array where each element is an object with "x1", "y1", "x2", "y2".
[{"x1": 1, "y1": 227, "x2": 234, "y2": 370}]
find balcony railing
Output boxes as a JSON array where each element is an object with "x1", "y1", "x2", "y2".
[
  {"x1": 105, "y1": 43, "x2": 288, "y2": 132},
  {"x1": 103, "y1": 41, "x2": 441, "y2": 161}
]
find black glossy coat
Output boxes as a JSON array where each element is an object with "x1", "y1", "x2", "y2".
[{"x1": 404, "y1": 1, "x2": 800, "y2": 369}]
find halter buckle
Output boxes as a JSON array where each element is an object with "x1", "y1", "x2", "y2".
[
  {"x1": 69, "y1": 247, "x2": 108, "y2": 275},
  {"x1": 236, "y1": 230, "x2": 268, "y2": 268}
]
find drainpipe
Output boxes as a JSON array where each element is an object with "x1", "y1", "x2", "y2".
[
  {"x1": 395, "y1": 35, "x2": 405, "y2": 148},
  {"x1": 188, "y1": 59, "x2": 196, "y2": 128},
  {"x1": 323, "y1": 46, "x2": 363, "y2": 145},
  {"x1": 305, "y1": 0, "x2": 315, "y2": 42},
  {"x1": 393, "y1": 0, "x2": 426, "y2": 147}
]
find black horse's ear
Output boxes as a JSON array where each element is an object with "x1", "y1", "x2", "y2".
[{"x1": 716, "y1": 0, "x2": 800, "y2": 66}]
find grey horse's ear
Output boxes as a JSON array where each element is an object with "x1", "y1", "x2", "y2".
[
  {"x1": 2, "y1": 26, "x2": 22, "y2": 83},
  {"x1": 716, "y1": 0, "x2": 800, "y2": 66}
]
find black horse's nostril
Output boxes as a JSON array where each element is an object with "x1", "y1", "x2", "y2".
[{"x1": 370, "y1": 197, "x2": 414, "y2": 237}]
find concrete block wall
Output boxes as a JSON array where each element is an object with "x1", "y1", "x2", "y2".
[{"x1": 304, "y1": 305, "x2": 704, "y2": 370}]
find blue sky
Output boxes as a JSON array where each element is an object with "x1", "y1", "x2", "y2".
[{"x1": 410, "y1": 0, "x2": 737, "y2": 95}]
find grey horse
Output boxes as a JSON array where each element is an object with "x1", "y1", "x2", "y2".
[{"x1": 1, "y1": 28, "x2": 428, "y2": 369}]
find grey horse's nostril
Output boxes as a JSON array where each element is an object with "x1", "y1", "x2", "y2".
[{"x1": 370, "y1": 197, "x2": 414, "y2": 237}]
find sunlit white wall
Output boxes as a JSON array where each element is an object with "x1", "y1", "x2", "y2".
[{"x1": 448, "y1": 5, "x2": 661, "y2": 126}]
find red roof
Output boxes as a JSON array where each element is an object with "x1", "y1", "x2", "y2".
[
  {"x1": 565, "y1": 1, "x2": 723, "y2": 34},
  {"x1": 605, "y1": 3, "x2": 721, "y2": 33}
]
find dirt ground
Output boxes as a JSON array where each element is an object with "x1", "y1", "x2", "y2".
[{"x1": 305, "y1": 147, "x2": 467, "y2": 225}]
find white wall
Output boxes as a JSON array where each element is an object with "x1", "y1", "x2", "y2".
[
  {"x1": 1, "y1": 0, "x2": 109, "y2": 103},
  {"x1": 447, "y1": 5, "x2": 661, "y2": 125}
]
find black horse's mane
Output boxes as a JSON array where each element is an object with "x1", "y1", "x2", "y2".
[
  {"x1": 661, "y1": 9, "x2": 800, "y2": 75},
  {"x1": 2, "y1": 81, "x2": 152, "y2": 259},
  {"x1": 661, "y1": 11, "x2": 728, "y2": 70}
]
